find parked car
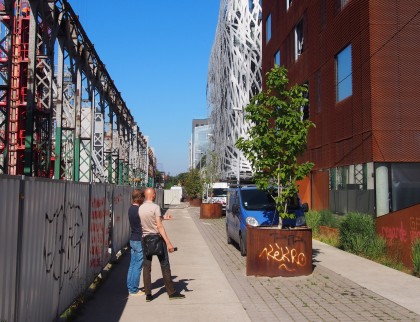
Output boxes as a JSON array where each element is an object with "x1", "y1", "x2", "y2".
[{"x1": 226, "y1": 185, "x2": 308, "y2": 256}]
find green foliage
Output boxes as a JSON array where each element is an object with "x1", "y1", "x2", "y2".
[
  {"x1": 320, "y1": 210, "x2": 342, "y2": 228},
  {"x1": 310, "y1": 210, "x2": 413, "y2": 274},
  {"x1": 164, "y1": 172, "x2": 189, "y2": 189},
  {"x1": 184, "y1": 168, "x2": 204, "y2": 199},
  {"x1": 412, "y1": 239, "x2": 420, "y2": 277},
  {"x1": 236, "y1": 66, "x2": 315, "y2": 219},
  {"x1": 366, "y1": 235, "x2": 388, "y2": 259},
  {"x1": 339, "y1": 212, "x2": 383, "y2": 258},
  {"x1": 305, "y1": 210, "x2": 322, "y2": 234},
  {"x1": 318, "y1": 233, "x2": 341, "y2": 248}
]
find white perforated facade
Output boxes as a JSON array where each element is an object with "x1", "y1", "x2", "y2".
[{"x1": 207, "y1": 0, "x2": 262, "y2": 181}]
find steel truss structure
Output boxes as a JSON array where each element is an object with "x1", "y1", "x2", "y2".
[
  {"x1": 207, "y1": 0, "x2": 262, "y2": 181},
  {"x1": 0, "y1": 0, "x2": 154, "y2": 185}
]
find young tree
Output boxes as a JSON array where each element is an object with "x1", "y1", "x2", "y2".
[
  {"x1": 236, "y1": 66, "x2": 315, "y2": 221},
  {"x1": 184, "y1": 168, "x2": 204, "y2": 199},
  {"x1": 202, "y1": 151, "x2": 219, "y2": 201}
]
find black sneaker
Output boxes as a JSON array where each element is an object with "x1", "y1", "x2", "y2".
[
  {"x1": 169, "y1": 292, "x2": 185, "y2": 300},
  {"x1": 146, "y1": 294, "x2": 153, "y2": 302}
]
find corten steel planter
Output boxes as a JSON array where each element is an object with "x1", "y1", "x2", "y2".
[
  {"x1": 200, "y1": 203, "x2": 223, "y2": 219},
  {"x1": 319, "y1": 226, "x2": 339, "y2": 238},
  {"x1": 246, "y1": 226, "x2": 313, "y2": 277},
  {"x1": 189, "y1": 198, "x2": 202, "y2": 207}
]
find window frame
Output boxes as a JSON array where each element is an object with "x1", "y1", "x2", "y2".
[
  {"x1": 335, "y1": 44, "x2": 353, "y2": 102},
  {"x1": 274, "y1": 49, "x2": 280, "y2": 67},
  {"x1": 294, "y1": 19, "x2": 304, "y2": 61},
  {"x1": 266, "y1": 13, "x2": 272, "y2": 43}
]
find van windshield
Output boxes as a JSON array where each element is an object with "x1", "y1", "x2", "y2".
[
  {"x1": 213, "y1": 188, "x2": 227, "y2": 197},
  {"x1": 241, "y1": 189, "x2": 275, "y2": 210},
  {"x1": 240, "y1": 189, "x2": 301, "y2": 211}
]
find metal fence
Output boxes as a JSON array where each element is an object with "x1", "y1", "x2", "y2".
[{"x1": 0, "y1": 175, "x2": 134, "y2": 322}]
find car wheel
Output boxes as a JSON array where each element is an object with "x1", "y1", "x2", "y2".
[
  {"x1": 226, "y1": 224, "x2": 232, "y2": 244},
  {"x1": 239, "y1": 234, "x2": 246, "y2": 256}
]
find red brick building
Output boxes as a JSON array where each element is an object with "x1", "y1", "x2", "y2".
[{"x1": 262, "y1": 0, "x2": 420, "y2": 215}]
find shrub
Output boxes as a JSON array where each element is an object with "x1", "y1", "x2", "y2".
[
  {"x1": 365, "y1": 235, "x2": 387, "y2": 260},
  {"x1": 318, "y1": 232, "x2": 340, "y2": 248},
  {"x1": 339, "y1": 212, "x2": 377, "y2": 255},
  {"x1": 305, "y1": 210, "x2": 321, "y2": 234},
  {"x1": 412, "y1": 239, "x2": 420, "y2": 277},
  {"x1": 319, "y1": 210, "x2": 342, "y2": 228},
  {"x1": 184, "y1": 168, "x2": 204, "y2": 199}
]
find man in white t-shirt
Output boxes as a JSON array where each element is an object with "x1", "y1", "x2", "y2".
[{"x1": 139, "y1": 188, "x2": 185, "y2": 302}]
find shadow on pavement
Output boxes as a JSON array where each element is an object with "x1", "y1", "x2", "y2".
[
  {"x1": 72, "y1": 253, "x2": 130, "y2": 322},
  {"x1": 148, "y1": 276, "x2": 195, "y2": 299}
]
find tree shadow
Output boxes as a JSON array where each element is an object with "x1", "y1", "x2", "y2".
[{"x1": 312, "y1": 247, "x2": 321, "y2": 271}]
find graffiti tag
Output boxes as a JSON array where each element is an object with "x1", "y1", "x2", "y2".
[
  {"x1": 43, "y1": 202, "x2": 84, "y2": 291},
  {"x1": 381, "y1": 222, "x2": 408, "y2": 243},
  {"x1": 259, "y1": 243, "x2": 307, "y2": 272},
  {"x1": 89, "y1": 197, "x2": 107, "y2": 268}
]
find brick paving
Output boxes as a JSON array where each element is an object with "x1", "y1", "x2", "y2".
[{"x1": 187, "y1": 207, "x2": 420, "y2": 322}]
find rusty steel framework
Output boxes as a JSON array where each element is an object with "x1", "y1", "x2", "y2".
[
  {"x1": 0, "y1": 0, "x2": 154, "y2": 185},
  {"x1": 207, "y1": 0, "x2": 262, "y2": 182}
]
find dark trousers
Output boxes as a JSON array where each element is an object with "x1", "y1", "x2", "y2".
[{"x1": 143, "y1": 246, "x2": 175, "y2": 295}]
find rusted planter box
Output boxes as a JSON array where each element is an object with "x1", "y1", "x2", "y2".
[
  {"x1": 200, "y1": 203, "x2": 223, "y2": 219},
  {"x1": 319, "y1": 226, "x2": 339, "y2": 238},
  {"x1": 246, "y1": 226, "x2": 313, "y2": 277},
  {"x1": 189, "y1": 198, "x2": 202, "y2": 207}
]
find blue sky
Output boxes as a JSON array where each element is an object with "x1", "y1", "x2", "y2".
[{"x1": 69, "y1": 1, "x2": 220, "y2": 176}]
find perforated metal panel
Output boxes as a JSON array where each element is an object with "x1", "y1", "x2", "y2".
[{"x1": 263, "y1": 0, "x2": 420, "y2": 168}]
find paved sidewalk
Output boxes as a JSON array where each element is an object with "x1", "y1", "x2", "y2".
[
  {"x1": 73, "y1": 206, "x2": 420, "y2": 322},
  {"x1": 188, "y1": 207, "x2": 420, "y2": 322},
  {"x1": 73, "y1": 205, "x2": 249, "y2": 322}
]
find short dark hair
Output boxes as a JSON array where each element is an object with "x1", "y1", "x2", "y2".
[{"x1": 132, "y1": 189, "x2": 145, "y2": 204}]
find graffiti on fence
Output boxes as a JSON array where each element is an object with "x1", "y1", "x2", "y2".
[
  {"x1": 410, "y1": 217, "x2": 420, "y2": 240},
  {"x1": 90, "y1": 197, "x2": 106, "y2": 268},
  {"x1": 113, "y1": 192, "x2": 123, "y2": 223},
  {"x1": 44, "y1": 202, "x2": 84, "y2": 290},
  {"x1": 380, "y1": 217, "x2": 420, "y2": 244}
]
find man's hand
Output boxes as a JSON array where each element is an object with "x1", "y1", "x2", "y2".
[
  {"x1": 167, "y1": 242, "x2": 175, "y2": 252},
  {"x1": 163, "y1": 212, "x2": 173, "y2": 220}
]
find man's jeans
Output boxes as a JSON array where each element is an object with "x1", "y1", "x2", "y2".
[{"x1": 127, "y1": 240, "x2": 144, "y2": 294}]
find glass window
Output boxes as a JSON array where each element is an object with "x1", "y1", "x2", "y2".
[
  {"x1": 274, "y1": 50, "x2": 280, "y2": 66},
  {"x1": 336, "y1": 44, "x2": 352, "y2": 102},
  {"x1": 213, "y1": 188, "x2": 227, "y2": 197},
  {"x1": 241, "y1": 189, "x2": 275, "y2": 210},
  {"x1": 266, "y1": 13, "x2": 271, "y2": 43},
  {"x1": 295, "y1": 19, "x2": 304, "y2": 60}
]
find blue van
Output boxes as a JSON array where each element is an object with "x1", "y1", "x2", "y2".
[{"x1": 226, "y1": 185, "x2": 308, "y2": 256}]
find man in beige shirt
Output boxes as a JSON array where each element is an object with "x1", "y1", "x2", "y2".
[{"x1": 139, "y1": 188, "x2": 185, "y2": 302}]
